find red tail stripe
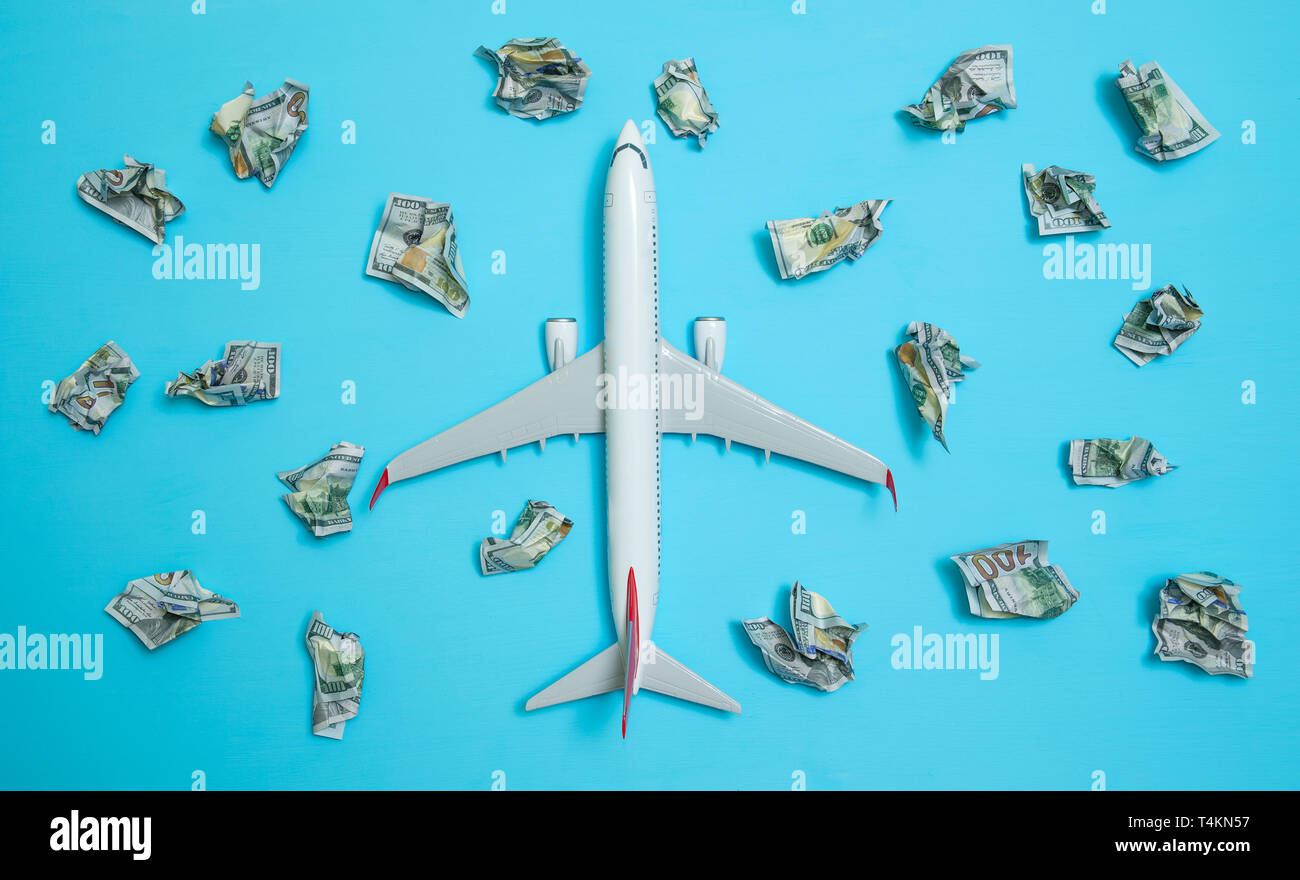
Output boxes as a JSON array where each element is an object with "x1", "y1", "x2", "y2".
[{"x1": 622, "y1": 567, "x2": 639, "y2": 739}]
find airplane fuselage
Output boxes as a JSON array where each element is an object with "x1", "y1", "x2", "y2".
[{"x1": 603, "y1": 122, "x2": 660, "y2": 691}]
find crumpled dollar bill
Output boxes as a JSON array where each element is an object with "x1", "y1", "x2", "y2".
[
  {"x1": 76, "y1": 155, "x2": 184, "y2": 244},
  {"x1": 105, "y1": 571, "x2": 240, "y2": 650},
  {"x1": 480, "y1": 500, "x2": 573, "y2": 575},
  {"x1": 366, "y1": 193, "x2": 469, "y2": 318},
  {"x1": 165, "y1": 341, "x2": 281, "y2": 406},
  {"x1": 209, "y1": 79, "x2": 309, "y2": 187},
  {"x1": 305, "y1": 610, "x2": 365, "y2": 739},
  {"x1": 1114, "y1": 284, "x2": 1202, "y2": 366},
  {"x1": 894, "y1": 322, "x2": 978, "y2": 450},
  {"x1": 742, "y1": 582, "x2": 865, "y2": 693},
  {"x1": 1069, "y1": 437, "x2": 1175, "y2": 487},
  {"x1": 1022, "y1": 164, "x2": 1110, "y2": 236},
  {"x1": 901, "y1": 45, "x2": 1016, "y2": 132},
  {"x1": 1152, "y1": 573, "x2": 1252, "y2": 678},
  {"x1": 951, "y1": 540, "x2": 1079, "y2": 620},
  {"x1": 766, "y1": 199, "x2": 889, "y2": 280},
  {"x1": 475, "y1": 38, "x2": 591, "y2": 120},
  {"x1": 48, "y1": 341, "x2": 139, "y2": 435},
  {"x1": 654, "y1": 57, "x2": 719, "y2": 146},
  {"x1": 1116, "y1": 60, "x2": 1219, "y2": 162},
  {"x1": 279, "y1": 442, "x2": 365, "y2": 537}
]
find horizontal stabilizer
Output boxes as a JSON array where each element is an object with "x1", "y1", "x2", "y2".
[
  {"x1": 525, "y1": 643, "x2": 622, "y2": 711},
  {"x1": 642, "y1": 644, "x2": 741, "y2": 714}
]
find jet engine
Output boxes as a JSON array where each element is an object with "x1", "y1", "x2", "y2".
[
  {"x1": 693, "y1": 317, "x2": 726, "y2": 372},
  {"x1": 545, "y1": 318, "x2": 578, "y2": 371}
]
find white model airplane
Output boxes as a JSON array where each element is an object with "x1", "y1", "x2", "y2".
[{"x1": 369, "y1": 120, "x2": 895, "y2": 737}]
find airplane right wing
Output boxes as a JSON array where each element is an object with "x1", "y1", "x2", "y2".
[
  {"x1": 658, "y1": 340, "x2": 895, "y2": 508},
  {"x1": 371, "y1": 343, "x2": 605, "y2": 507}
]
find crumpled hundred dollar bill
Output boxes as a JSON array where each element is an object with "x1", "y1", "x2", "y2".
[
  {"x1": 366, "y1": 193, "x2": 470, "y2": 318},
  {"x1": 48, "y1": 341, "x2": 139, "y2": 435},
  {"x1": 76, "y1": 155, "x2": 185, "y2": 244},
  {"x1": 279, "y1": 442, "x2": 365, "y2": 537},
  {"x1": 480, "y1": 500, "x2": 573, "y2": 575},
  {"x1": 1152, "y1": 573, "x2": 1252, "y2": 678},
  {"x1": 1114, "y1": 284, "x2": 1202, "y2": 366},
  {"x1": 653, "y1": 57, "x2": 719, "y2": 146},
  {"x1": 1116, "y1": 59, "x2": 1219, "y2": 162},
  {"x1": 950, "y1": 540, "x2": 1079, "y2": 620},
  {"x1": 894, "y1": 322, "x2": 978, "y2": 450},
  {"x1": 475, "y1": 38, "x2": 591, "y2": 120},
  {"x1": 165, "y1": 341, "x2": 281, "y2": 406},
  {"x1": 1069, "y1": 437, "x2": 1175, "y2": 487},
  {"x1": 1022, "y1": 164, "x2": 1110, "y2": 236},
  {"x1": 766, "y1": 199, "x2": 889, "y2": 280},
  {"x1": 305, "y1": 610, "x2": 365, "y2": 739},
  {"x1": 901, "y1": 45, "x2": 1016, "y2": 132},
  {"x1": 210, "y1": 79, "x2": 309, "y2": 187},
  {"x1": 105, "y1": 571, "x2": 240, "y2": 650},
  {"x1": 742, "y1": 582, "x2": 865, "y2": 692}
]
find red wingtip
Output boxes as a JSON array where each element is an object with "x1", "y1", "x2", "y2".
[
  {"x1": 369, "y1": 468, "x2": 390, "y2": 510},
  {"x1": 622, "y1": 567, "x2": 639, "y2": 740},
  {"x1": 886, "y1": 469, "x2": 897, "y2": 512}
]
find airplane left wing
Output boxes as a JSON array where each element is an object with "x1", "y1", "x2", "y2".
[
  {"x1": 371, "y1": 343, "x2": 605, "y2": 507},
  {"x1": 658, "y1": 340, "x2": 895, "y2": 509}
]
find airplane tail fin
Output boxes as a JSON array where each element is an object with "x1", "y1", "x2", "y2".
[
  {"x1": 523, "y1": 640, "x2": 742, "y2": 715},
  {"x1": 622, "y1": 568, "x2": 640, "y2": 737},
  {"x1": 524, "y1": 565, "x2": 740, "y2": 729}
]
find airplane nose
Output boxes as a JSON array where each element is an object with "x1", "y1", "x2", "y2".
[{"x1": 616, "y1": 118, "x2": 642, "y2": 148}]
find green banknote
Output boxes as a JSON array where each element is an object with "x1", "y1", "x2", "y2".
[
  {"x1": 278, "y1": 442, "x2": 365, "y2": 537},
  {"x1": 1022, "y1": 164, "x2": 1110, "y2": 236},
  {"x1": 894, "y1": 322, "x2": 978, "y2": 450},
  {"x1": 653, "y1": 58, "x2": 719, "y2": 146},
  {"x1": 1116, "y1": 60, "x2": 1219, "y2": 162},
  {"x1": 788, "y1": 582, "x2": 865, "y2": 671},
  {"x1": 76, "y1": 155, "x2": 185, "y2": 244},
  {"x1": 1114, "y1": 285, "x2": 1202, "y2": 365},
  {"x1": 1152, "y1": 573, "x2": 1252, "y2": 678},
  {"x1": 901, "y1": 45, "x2": 1016, "y2": 132},
  {"x1": 1069, "y1": 437, "x2": 1175, "y2": 487},
  {"x1": 366, "y1": 193, "x2": 470, "y2": 318},
  {"x1": 743, "y1": 583, "x2": 864, "y2": 692},
  {"x1": 165, "y1": 341, "x2": 281, "y2": 406},
  {"x1": 105, "y1": 571, "x2": 240, "y2": 650},
  {"x1": 475, "y1": 38, "x2": 591, "y2": 120},
  {"x1": 480, "y1": 500, "x2": 573, "y2": 575},
  {"x1": 766, "y1": 199, "x2": 889, "y2": 280},
  {"x1": 209, "y1": 79, "x2": 309, "y2": 187},
  {"x1": 305, "y1": 610, "x2": 365, "y2": 739},
  {"x1": 48, "y1": 341, "x2": 139, "y2": 435},
  {"x1": 950, "y1": 540, "x2": 1079, "y2": 620}
]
